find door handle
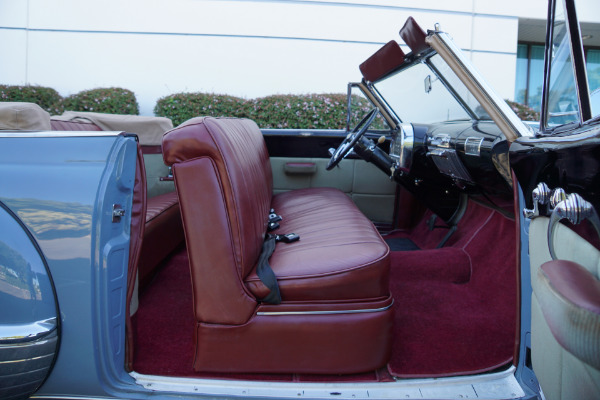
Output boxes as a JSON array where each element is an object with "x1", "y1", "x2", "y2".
[
  {"x1": 547, "y1": 193, "x2": 600, "y2": 260},
  {"x1": 284, "y1": 162, "x2": 317, "y2": 175}
]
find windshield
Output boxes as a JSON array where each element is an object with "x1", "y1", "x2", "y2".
[{"x1": 372, "y1": 54, "x2": 489, "y2": 124}]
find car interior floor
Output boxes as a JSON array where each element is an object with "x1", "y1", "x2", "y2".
[{"x1": 132, "y1": 197, "x2": 517, "y2": 381}]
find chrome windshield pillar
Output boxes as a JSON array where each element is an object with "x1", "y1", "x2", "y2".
[{"x1": 426, "y1": 31, "x2": 533, "y2": 142}]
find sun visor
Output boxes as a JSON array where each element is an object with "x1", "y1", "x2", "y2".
[
  {"x1": 399, "y1": 17, "x2": 429, "y2": 55},
  {"x1": 359, "y1": 40, "x2": 405, "y2": 83}
]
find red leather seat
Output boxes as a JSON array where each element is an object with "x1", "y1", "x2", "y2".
[
  {"x1": 246, "y1": 187, "x2": 390, "y2": 302},
  {"x1": 162, "y1": 117, "x2": 393, "y2": 374}
]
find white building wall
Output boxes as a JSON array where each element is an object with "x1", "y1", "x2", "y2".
[{"x1": 0, "y1": 0, "x2": 596, "y2": 116}]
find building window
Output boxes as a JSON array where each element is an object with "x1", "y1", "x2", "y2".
[
  {"x1": 588, "y1": 48, "x2": 600, "y2": 94},
  {"x1": 516, "y1": 43, "x2": 600, "y2": 112},
  {"x1": 514, "y1": 43, "x2": 545, "y2": 112}
]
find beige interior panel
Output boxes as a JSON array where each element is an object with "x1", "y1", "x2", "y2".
[
  {"x1": 529, "y1": 217, "x2": 600, "y2": 400},
  {"x1": 352, "y1": 194, "x2": 395, "y2": 223},
  {"x1": 531, "y1": 295, "x2": 563, "y2": 400},
  {"x1": 353, "y1": 161, "x2": 395, "y2": 194},
  {"x1": 143, "y1": 154, "x2": 175, "y2": 198},
  {"x1": 271, "y1": 157, "x2": 397, "y2": 223},
  {"x1": 310, "y1": 159, "x2": 354, "y2": 192}
]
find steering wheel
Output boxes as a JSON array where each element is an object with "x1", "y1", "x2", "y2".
[{"x1": 326, "y1": 108, "x2": 379, "y2": 170}]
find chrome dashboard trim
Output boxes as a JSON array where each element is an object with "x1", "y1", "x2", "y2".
[
  {"x1": 390, "y1": 123, "x2": 414, "y2": 173},
  {"x1": 464, "y1": 137, "x2": 484, "y2": 156},
  {"x1": 430, "y1": 133, "x2": 451, "y2": 148}
]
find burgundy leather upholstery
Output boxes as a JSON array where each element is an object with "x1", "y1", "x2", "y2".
[
  {"x1": 359, "y1": 40, "x2": 405, "y2": 82},
  {"x1": 163, "y1": 116, "x2": 393, "y2": 374},
  {"x1": 541, "y1": 260, "x2": 600, "y2": 315},
  {"x1": 399, "y1": 16, "x2": 429, "y2": 55},
  {"x1": 50, "y1": 119, "x2": 102, "y2": 131},
  {"x1": 138, "y1": 191, "x2": 184, "y2": 288},
  {"x1": 538, "y1": 260, "x2": 600, "y2": 369},
  {"x1": 246, "y1": 188, "x2": 390, "y2": 301}
]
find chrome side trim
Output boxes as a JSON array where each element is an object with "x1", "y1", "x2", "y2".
[
  {"x1": 0, "y1": 317, "x2": 57, "y2": 344},
  {"x1": 130, "y1": 365, "x2": 524, "y2": 399},
  {"x1": 426, "y1": 32, "x2": 533, "y2": 142},
  {"x1": 256, "y1": 302, "x2": 393, "y2": 316},
  {"x1": 0, "y1": 131, "x2": 123, "y2": 138}
]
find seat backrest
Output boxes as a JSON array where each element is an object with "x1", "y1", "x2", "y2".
[{"x1": 163, "y1": 117, "x2": 272, "y2": 324}]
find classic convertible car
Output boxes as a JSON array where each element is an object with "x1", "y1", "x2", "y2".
[{"x1": 1, "y1": 0, "x2": 598, "y2": 399}]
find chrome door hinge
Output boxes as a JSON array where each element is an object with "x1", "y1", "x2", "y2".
[{"x1": 112, "y1": 204, "x2": 126, "y2": 222}]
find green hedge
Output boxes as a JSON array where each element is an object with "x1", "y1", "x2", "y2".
[
  {"x1": 156, "y1": 92, "x2": 542, "y2": 129},
  {"x1": 63, "y1": 88, "x2": 139, "y2": 115},
  {"x1": 506, "y1": 100, "x2": 539, "y2": 121},
  {"x1": 246, "y1": 94, "x2": 350, "y2": 129},
  {"x1": 154, "y1": 93, "x2": 247, "y2": 126},
  {"x1": 154, "y1": 92, "x2": 378, "y2": 128},
  {"x1": 0, "y1": 85, "x2": 140, "y2": 115},
  {"x1": 0, "y1": 85, "x2": 64, "y2": 114}
]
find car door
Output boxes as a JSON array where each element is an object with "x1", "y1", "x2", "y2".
[
  {"x1": 262, "y1": 90, "x2": 401, "y2": 228},
  {"x1": 509, "y1": 0, "x2": 600, "y2": 399}
]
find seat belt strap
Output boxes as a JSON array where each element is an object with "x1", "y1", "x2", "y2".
[
  {"x1": 256, "y1": 233, "x2": 300, "y2": 305},
  {"x1": 256, "y1": 234, "x2": 281, "y2": 304}
]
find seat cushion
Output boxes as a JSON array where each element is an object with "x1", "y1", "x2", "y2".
[
  {"x1": 145, "y1": 191, "x2": 178, "y2": 223},
  {"x1": 245, "y1": 187, "x2": 390, "y2": 302},
  {"x1": 138, "y1": 191, "x2": 184, "y2": 289}
]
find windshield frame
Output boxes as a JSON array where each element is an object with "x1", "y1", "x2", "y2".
[
  {"x1": 364, "y1": 47, "x2": 489, "y2": 126},
  {"x1": 540, "y1": 0, "x2": 592, "y2": 132}
]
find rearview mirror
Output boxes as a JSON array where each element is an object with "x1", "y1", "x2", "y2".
[{"x1": 424, "y1": 75, "x2": 432, "y2": 94}]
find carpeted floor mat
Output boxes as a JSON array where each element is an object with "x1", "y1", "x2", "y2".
[{"x1": 385, "y1": 201, "x2": 517, "y2": 377}]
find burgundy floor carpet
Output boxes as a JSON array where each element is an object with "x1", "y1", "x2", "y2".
[
  {"x1": 133, "y1": 200, "x2": 516, "y2": 380},
  {"x1": 385, "y1": 201, "x2": 517, "y2": 377}
]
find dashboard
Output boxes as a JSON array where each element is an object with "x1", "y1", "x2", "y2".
[{"x1": 387, "y1": 120, "x2": 514, "y2": 222}]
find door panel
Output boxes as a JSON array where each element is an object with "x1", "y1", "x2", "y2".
[
  {"x1": 527, "y1": 217, "x2": 600, "y2": 400},
  {"x1": 515, "y1": 188, "x2": 600, "y2": 400},
  {"x1": 142, "y1": 153, "x2": 175, "y2": 198},
  {"x1": 264, "y1": 129, "x2": 398, "y2": 224}
]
